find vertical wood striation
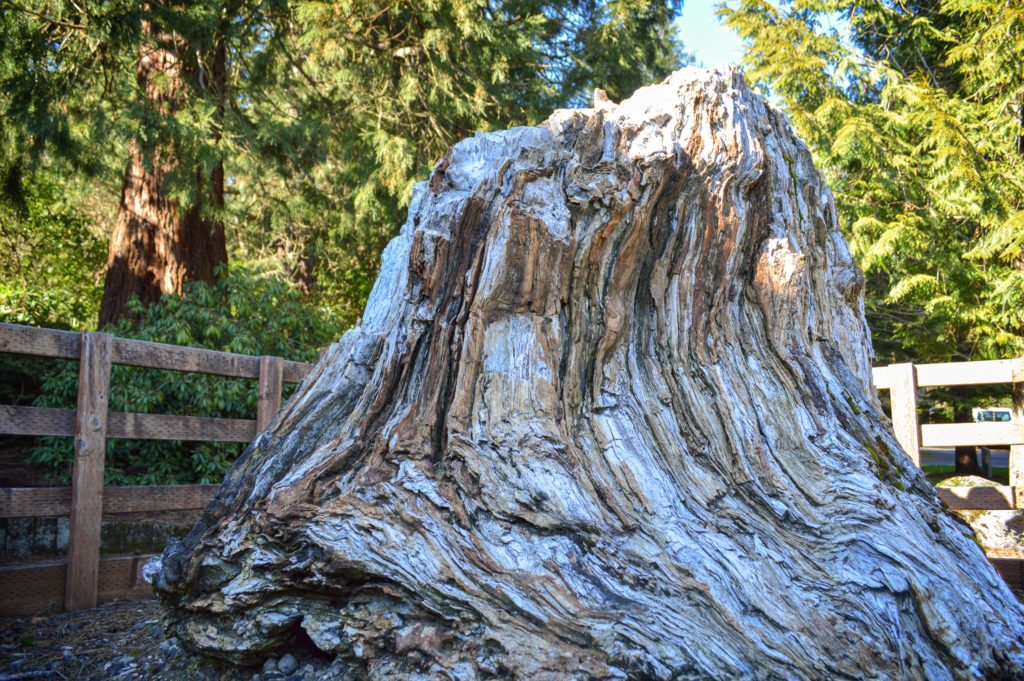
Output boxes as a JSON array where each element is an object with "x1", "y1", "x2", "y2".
[
  {"x1": 152, "y1": 69, "x2": 1024, "y2": 680},
  {"x1": 66, "y1": 331, "x2": 112, "y2": 611}
]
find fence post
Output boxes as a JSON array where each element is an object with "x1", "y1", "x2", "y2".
[
  {"x1": 889, "y1": 362, "x2": 921, "y2": 467},
  {"x1": 1012, "y1": 360, "x2": 1024, "y2": 490},
  {"x1": 65, "y1": 331, "x2": 112, "y2": 611},
  {"x1": 257, "y1": 355, "x2": 284, "y2": 432}
]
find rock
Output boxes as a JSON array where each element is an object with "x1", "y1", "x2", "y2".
[
  {"x1": 936, "y1": 474, "x2": 1000, "y2": 488},
  {"x1": 935, "y1": 476, "x2": 1024, "y2": 554},
  {"x1": 262, "y1": 658, "x2": 278, "y2": 675},
  {"x1": 968, "y1": 511, "x2": 1024, "y2": 554},
  {"x1": 153, "y1": 67, "x2": 1024, "y2": 679},
  {"x1": 142, "y1": 555, "x2": 162, "y2": 585},
  {"x1": 278, "y1": 654, "x2": 298, "y2": 674}
]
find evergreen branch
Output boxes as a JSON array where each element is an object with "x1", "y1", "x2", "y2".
[{"x1": 2, "y1": 1, "x2": 88, "y2": 30}]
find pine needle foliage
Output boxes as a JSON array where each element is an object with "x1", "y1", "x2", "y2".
[
  {"x1": 1, "y1": 0, "x2": 687, "y2": 328},
  {"x1": 722, "y1": 0, "x2": 1024, "y2": 362}
]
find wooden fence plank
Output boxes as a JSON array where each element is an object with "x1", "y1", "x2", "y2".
[
  {"x1": 66, "y1": 331, "x2": 112, "y2": 611},
  {"x1": 0, "y1": 405, "x2": 76, "y2": 436},
  {"x1": 935, "y1": 486, "x2": 1016, "y2": 510},
  {"x1": 257, "y1": 355, "x2": 284, "y2": 432},
  {"x1": 0, "y1": 322, "x2": 80, "y2": 359},
  {"x1": 913, "y1": 359, "x2": 1015, "y2": 388},
  {"x1": 106, "y1": 412, "x2": 256, "y2": 442},
  {"x1": 1013, "y1": 381, "x2": 1024, "y2": 488},
  {"x1": 920, "y1": 422, "x2": 1024, "y2": 448},
  {"x1": 282, "y1": 360, "x2": 312, "y2": 384},
  {"x1": 101, "y1": 484, "x2": 217, "y2": 514},
  {"x1": 110, "y1": 337, "x2": 260, "y2": 378},
  {"x1": 0, "y1": 487, "x2": 70, "y2": 518},
  {"x1": 0, "y1": 406, "x2": 255, "y2": 442},
  {"x1": 0, "y1": 484, "x2": 218, "y2": 518},
  {"x1": 988, "y1": 557, "x2": 1024, "y2": 591},
  {"x1": 0, "y1": 554, "x2": 154, "y2": 618},
  {"x1": 889, "y1": 363, "x2": 921, "y2": 466}
]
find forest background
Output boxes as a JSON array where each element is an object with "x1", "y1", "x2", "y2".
[{"x1": 1, "y1": 0, "x2": 1021, "y2": 484}]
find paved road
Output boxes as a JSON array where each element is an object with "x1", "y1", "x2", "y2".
[{"x1": 920, "y1": 447, "x2": 1009, "y2": 468}]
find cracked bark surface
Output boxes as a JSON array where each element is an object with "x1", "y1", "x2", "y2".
[{"x1": 151, "y1": 68, "x2": 1024, "y2": 680}]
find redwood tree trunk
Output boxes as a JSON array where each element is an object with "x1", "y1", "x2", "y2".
[
  {"x1": 150, "y1": 69, "x2": 1024, "y2": 680},
  {"x1": 98, "y1": 7, "x2": 227, "y2": 327}
]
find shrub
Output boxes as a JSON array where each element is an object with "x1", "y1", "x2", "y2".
[{"x1": 30, "y1": 267, "x2": 342, "y2": 485}]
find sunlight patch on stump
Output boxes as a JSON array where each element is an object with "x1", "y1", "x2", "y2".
[{"x1": 150, "y1": 68, "x2": 1024, "y2": 680}]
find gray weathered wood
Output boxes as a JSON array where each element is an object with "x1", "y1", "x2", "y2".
[
  {"x1": 66, "y1": 331, "x2": 112, "y2": 611},
  {"x1": 0, "y1": 484, "x2": 218, "y2": 518},
  {"x1": 0, "y1": 405, "x2": 76, "y2": 436},
  {"x1": 107, "y1": 412, "x2": 256, "y2": 442},
  {"x1": 914, "y1": 359, "x2": 1016, "y2": 387},
  {"x1": 920, "y1": 422, "x2": 1024, "y2": 448},
  {"x1": 110, "y1": 336, "x2": 260, "y2": 378},
  {"x1": 0, "y1": 322, "x2": 80, "y2": 359},
  {"x1": 256, "y1": 355, "x2": 284, "y2": 432},
  {"x1": 888, "y1": 362, "x2": 921, "y2": 466},
  {"x1": 281, "y1": 360, "x2": 312, "y2": 384},
  {"x1": 1013, "y1": 381, "x2": 1024, "y2": 489},
  {"x1": 0, "y1": 553, "x2": 154, "y2": 618},
  {"x1": 0, "y1": 405, "x2": 254, "y2": 442},
  {"x1": 148, "y1": 68, "x2": 1024, "y2": 678}
]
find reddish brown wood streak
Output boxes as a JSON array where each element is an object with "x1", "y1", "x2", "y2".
[{"x1": 152, "y1": 69, "x2": 1024, "y2": 679}]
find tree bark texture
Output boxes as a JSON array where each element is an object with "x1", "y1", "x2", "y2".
[
  {"x1": 151, "y1": 68, "x2": 1024, "y2": 680},
  {"x1": 99, "y1": 6, "x2": 227, "y2": 327}
]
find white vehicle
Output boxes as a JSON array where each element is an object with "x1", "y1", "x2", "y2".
[{"x1": 972, "y1": 407, "x2": 1013, "y2": 423}]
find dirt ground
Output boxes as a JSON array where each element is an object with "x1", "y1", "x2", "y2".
[
  {"x1": 0, "y1": 598, "x2": 353, "y2": 681},
  {"x1": 0, "y1": 599, "x2": 167, "y2": 680}
]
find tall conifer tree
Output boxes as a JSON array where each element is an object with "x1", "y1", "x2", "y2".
[
  {"x1": 1, "y1": 0, "x2": 686, "y2": 326},
  {"x1": 722, "y1": 0, "x2": 1024, "y2": 363}
]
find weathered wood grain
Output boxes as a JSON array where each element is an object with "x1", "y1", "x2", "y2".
[
  {"x1": 921, "y1": 422, "x2": 1024, "y2": 448},
  {"x1": 106, "y1": 412, "x2": 256, "y2": 442},
  {"x1": 0, "y1": 322, "x2": 80, "y2": 359},
  {"x1": 151, "y1": 68, "x2": 1024, "y2": 679},
  {"x1": 0, "y1": 406, "x2": 254, "y2": 441},
  {"x1": 281, "y1": 360, "x2": 311, "y2": 384},
  {"x1": 888, "y1": 363, "x2": 922, "y2": 466},
  {"x1": 0, "y1": 485, "x2": 218, "y2": 518},
  {"x1": 66, "y1": 331, "x2": 111, "y2": 611},
  {"x1": 110, "y1": 337, "x2": 260, "y2": 378},
  {"x1": 0, "y1": 554, "x2": 154, "y2": 618},
  {"x1": 0, "y1": 405, "x2": 76, "y2": 436},
  {"x1": 256, "y1": 355, "x2": 284, "y2": 432},
  {"x1": 1013, "y1": 381, "x2": 1024, "y2": 488}
]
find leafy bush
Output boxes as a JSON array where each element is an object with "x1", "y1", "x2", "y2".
[
  {"x1": 30, "y1": 267, "x2": 342, "y2": 485},
  {"x1": 0, "y1": 176, "x2": 106, "y2": 331}
]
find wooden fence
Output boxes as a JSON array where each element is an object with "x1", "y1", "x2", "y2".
[
  {"x1": 3, "y1": 323, "x2": 1024, "y2": 615},
  {"x1": 872, "y1": 359, "x2": 1024, "y2": 470},
  {"x1": 0, "y1": 322, "x2": 312, "y2": 616},
  {"x1": 874, "y1": 358, "x2": 1024, "y2": 589}
]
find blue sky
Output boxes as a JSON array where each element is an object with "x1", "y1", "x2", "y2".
[{"x1": 676, "y1": 0, "x2": 745, "y2": 68}]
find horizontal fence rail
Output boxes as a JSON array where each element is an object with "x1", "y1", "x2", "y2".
[
  {"x1": 0, "y1": 484, "x2": 218, "y2": 519},
  {"x1": 873, "y1": 359, "x2": 1024, "y2": 472},
  {"x1": 4, "y1": 324, "x2": 1024, "y2": 613},
  {"x1": 872, "y1": 357, "x2": 1024, "y2": 589},
  {"x1": 0, "y1": 322, "x2": 314, "y2": 615}
]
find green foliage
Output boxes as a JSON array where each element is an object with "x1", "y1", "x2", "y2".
[
  {"x1": 2, "y1": 0, "x2": 688, "y2": 328},
  {"x1": 29, "y1": 268, "x2": 340, "y2": 485},
  {"x1": 722, "y1": 0, "x2": 1024, "y2": 364},
  {"x1": 229, "y1": 0, "x2": 688, "y2": 324},
  {"x1": 0, "y1": 174, "x2": 106, "y2": 330}
]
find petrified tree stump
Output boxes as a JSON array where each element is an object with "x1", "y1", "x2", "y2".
[{"x1": 151, "y1": 68, "x2": 1024, "y2": 680}]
